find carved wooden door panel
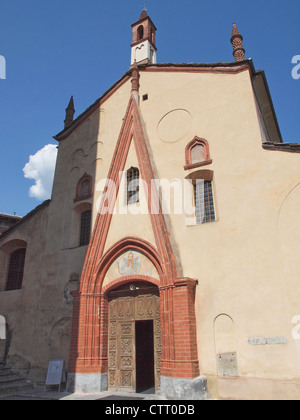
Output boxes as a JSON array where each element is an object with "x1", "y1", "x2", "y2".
[
  {"x1": 108, "y1": 286, "x2": 161, "y2": 393},
  {"x1": 108, "y1": 296, "x2": 136, "y2": 392}
]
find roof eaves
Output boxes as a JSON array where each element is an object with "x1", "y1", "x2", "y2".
[
  {"x1": 54, "y1": 70, "x2": 132, "y2": 141},
  {"x1": 142, "y1": 59, "x2": 254, "y2": 69},
  {"x1": 262, "y1": 142, "x2": 300, "y2": 153},
  {"x1": 0, "y1": 200, "x2": 51, "y2": 241},
  {"x1": 54, "y1": 60, "x2": 255, "y2": 142}
]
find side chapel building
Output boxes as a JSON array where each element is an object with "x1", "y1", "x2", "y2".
[{"x1": 0, "y1": 10, "x2": 300, "y2": 400}]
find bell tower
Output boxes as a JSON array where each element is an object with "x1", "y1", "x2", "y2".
[{"x1": 131, "y1": 9, "x2": 157, "y2": 65}]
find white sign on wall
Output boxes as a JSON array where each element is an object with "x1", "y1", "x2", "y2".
[{"x1": 45, "y1": 360, "x2": 66, "y2": 391}]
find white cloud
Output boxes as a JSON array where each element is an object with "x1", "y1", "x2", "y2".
[{"x1": 23, "y1": 144, "x2": 58, "y2": 201}]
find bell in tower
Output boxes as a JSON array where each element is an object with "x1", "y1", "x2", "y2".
[{"x1": 131, "y1": 9, "x2": 157, "y2": 65}]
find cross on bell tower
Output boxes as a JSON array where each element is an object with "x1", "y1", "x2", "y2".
[{"x1": 131, "y1": 9, "x2": 157, "y2": 65}]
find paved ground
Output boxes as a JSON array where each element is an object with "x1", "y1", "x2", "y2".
[{"x1": 0, "y1": 387, "x2": 165, "y2": 401}]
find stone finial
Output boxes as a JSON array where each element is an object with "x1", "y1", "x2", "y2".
[
  {"x1": 231, "y1": 22, "x2": 246, "y2": 62},
  {"x1": 64, "y1": 96, "x2": 75, "y2": 129}
]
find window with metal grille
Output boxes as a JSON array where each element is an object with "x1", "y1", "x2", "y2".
[
  {"x1": 79, "y1": 210, "x2": 91, "y2": 247},
  {"x1": 194, "y1": 180, "x2": 215, "y2": 224},
  {"x1": 6, "y1": 248, "x2": 26, "y2": 291},
  {"x1": 127, "y1": 167, "x2": 140, "y2": 205}
]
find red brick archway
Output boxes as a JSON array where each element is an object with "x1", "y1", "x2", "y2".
[{"x1": 68, "y1": 236, "x2": 200, "y2": 382}]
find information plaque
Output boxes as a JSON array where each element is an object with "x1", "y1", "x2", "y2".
[{"x1": 45, "y1": 360, "x2": 66, "y2": 392}]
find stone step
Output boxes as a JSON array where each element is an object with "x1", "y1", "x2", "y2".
[
  {"x1": 0, "y1": 379, "x2": 33, "y2": 393},
  {"x1": 0, "y1": 368, "x2": 11, "y2": 376},
  {"x1": 0, "y1": 374, "x2": 27, "y2": 383},
  {"x1": 0, "y1": 365, "x2": 34, "y2": 395}
]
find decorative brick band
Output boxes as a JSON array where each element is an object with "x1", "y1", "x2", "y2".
[{"x1": 131, "y1": 61, "x2": 140, "y2": 92}]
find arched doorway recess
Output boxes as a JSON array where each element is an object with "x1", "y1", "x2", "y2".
[
  {"x1": 107, "y1": 281, "x2": 161, "y2": 393},
  {"x1": 68, "y1": 237, "x2": 199, "y2": 396}
]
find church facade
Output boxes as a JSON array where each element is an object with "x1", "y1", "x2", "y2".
[{"x1": 0, "y1": 11, "x2": 300, "y2": 400}]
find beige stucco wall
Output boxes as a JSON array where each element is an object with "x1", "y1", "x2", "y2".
[
  {"x1": 0, "y1": 65, "x2": 299, "y2": 398},
  {"x1": 91, "y1": 67, "x2": 300, "y2": 398}
]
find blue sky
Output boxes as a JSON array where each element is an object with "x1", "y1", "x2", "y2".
[{"x1": 0, "y1": 0, "x2": 299, "y2": 217}]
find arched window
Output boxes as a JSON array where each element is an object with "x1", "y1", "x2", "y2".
[
  {"x1": 127, "y1": 167, "x2": 140, "y2": 205},
  {"x1": 137, "y1": 25, "x2": 144, "y2": 40},
  {"x1": 6, "y1": 248, "x2": 26, "y2": 291},
  {"x1": 80, "y1": 179, "x2": 90, "y2": 198},
  {"x1": 191, "y1": 143, "x2": 205, "y2": 164},
  {"x1": 79, "y1": 210, "x2": 92, "y2": 247},
  {"x1": 185, "y1": 170, "x2": 216, "y2": 225},
  {"x1": 75, "y1": 174, "x2": 93, "y2": 202},
  {"x1": 185, "y1": 137, "x2": 212, "y2": 170}
]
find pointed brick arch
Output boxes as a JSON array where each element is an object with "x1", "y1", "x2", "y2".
[
  {"x1": 68, "y1": 86, "x2": 200, "y2": 393},
  {"x1": 79, "y1": 91, "x2": 178, "y2": 293},
  {"x1": 95, "y1": 237, "x2": 163, "y2": 295}
]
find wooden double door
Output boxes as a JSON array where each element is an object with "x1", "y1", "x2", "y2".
[{"x1": 107, "y1": 283, "x2": 161, "y2": 393}]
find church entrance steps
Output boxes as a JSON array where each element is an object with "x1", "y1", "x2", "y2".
[{"x1": 0, "y1": 363, "x2": 34, "y2": 394}]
